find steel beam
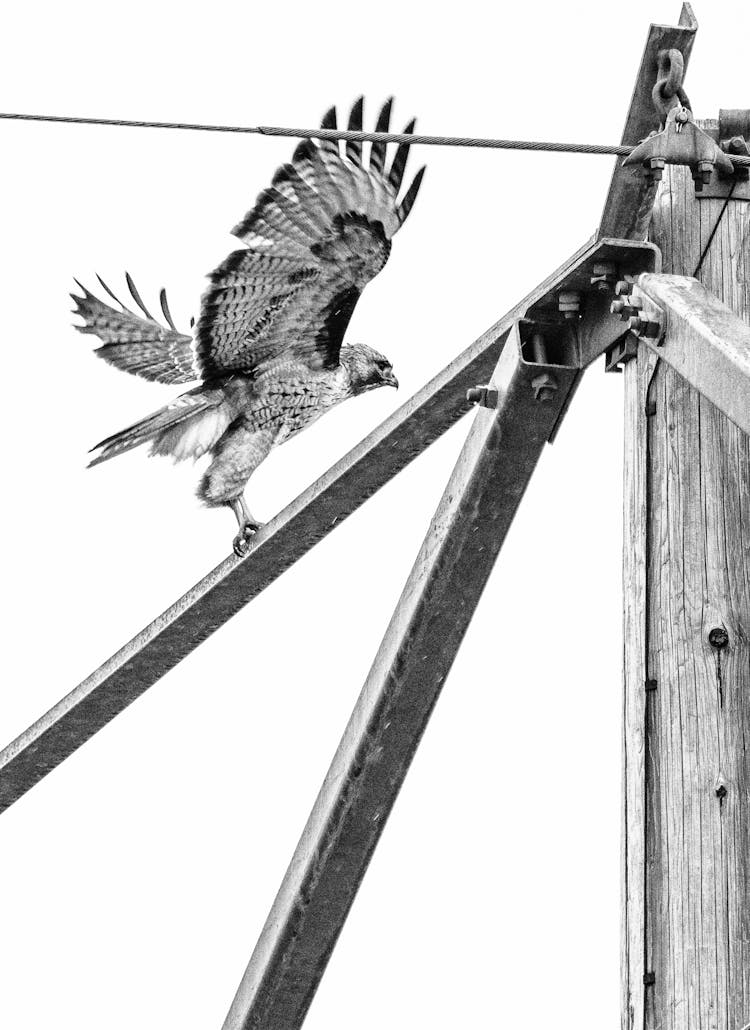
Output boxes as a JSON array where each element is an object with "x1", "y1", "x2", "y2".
[
  {"x1": 0, "y1": 234, "x2": 653, "y2": 815},
  {"x1": 598, "y1": 3, "x2": 698, "y2": 242},
  {"x1": 221, "y1": 324, "x2": 579, "y2": 1030},
  {"x1": 630, "y1": 272, "x2": 750, "y2": 436}
]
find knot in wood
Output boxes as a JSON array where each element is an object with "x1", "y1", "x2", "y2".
[{"x1": 708, "y1": 627, "x2": 729, "y2": 650}]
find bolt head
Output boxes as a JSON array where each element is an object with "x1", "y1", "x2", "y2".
[
  {"x1": 628, "y1": 316, "x2": 661, "y2": 340},
  {"x1": 611, "y1": 298, "x2": 642, "y2": 319}
]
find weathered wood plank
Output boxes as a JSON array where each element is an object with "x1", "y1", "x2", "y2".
[
  {"x1": 622, "y1": 144, "x2": 750, "y2": 1030},
  {"x1": 632, "y1": 272, "x2": 750, "y2": 436}
]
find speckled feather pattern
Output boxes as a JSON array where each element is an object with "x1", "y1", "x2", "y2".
[
  {"x1": 197, "y1": 366, "x2": 352, "y2": 506},
  {"x1": 73, "y1": 98, "x2": 422, "y2": 515}
]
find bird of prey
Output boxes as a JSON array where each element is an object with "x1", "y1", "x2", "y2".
[{"x1": 72, "y1": 98, "x2": 425, "y2": 555}]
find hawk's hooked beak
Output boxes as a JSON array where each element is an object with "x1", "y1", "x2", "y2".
[{"x1": 382, "y1": 368, "x2": 399, "y2": 389}]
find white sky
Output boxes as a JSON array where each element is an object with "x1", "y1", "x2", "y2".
[{"x1": 1, "y1": 2, "x2": 747, "y2": 1027}]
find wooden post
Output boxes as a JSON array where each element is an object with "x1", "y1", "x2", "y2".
[{"x1": 622, "y1": 139, "x2": 750, "y2": 1028}]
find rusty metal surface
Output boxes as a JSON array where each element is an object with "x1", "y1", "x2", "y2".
[
  {"x1": 598, "y1": 3, "x2": 698, "y2": 241},
  {"x1": 632, "y1": 272, "x2": 750, "y2": 436},
  {"x1": 221, "y1": 325, "x2": 579, "y2": 1030},
  {"x1": 0, "y1": 233, "x2": 629, "y2": 815}
]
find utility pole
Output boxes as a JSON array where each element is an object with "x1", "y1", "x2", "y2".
[
  {"x1": 8, "y1": 8, "x2": 750, "y2": 1029},
  {"x1": 622, "y1": 129, "x2": 750, "y2": 1028}
]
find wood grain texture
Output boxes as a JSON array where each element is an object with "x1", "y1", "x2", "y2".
[{"x1": 622, "y1": 144, "x2": 750, "y2": 1029}]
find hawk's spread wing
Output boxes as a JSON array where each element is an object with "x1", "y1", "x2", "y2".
[
  {"x1": 195, "y1": 98, "x2": 425, "y2": 380},
  {"x1": 72, "y1": 274, "x2": 196, "y2": 385}
]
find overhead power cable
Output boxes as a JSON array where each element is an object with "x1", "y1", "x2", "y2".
[
  {"x1": 3, "y1": 110, "x2": 749, "y2": 166},
  {"x1": 0, "y1": 110, "x2": 633, "y2": 155}
]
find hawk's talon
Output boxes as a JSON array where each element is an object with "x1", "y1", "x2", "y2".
[{"x1": 232, "y1": 521, "x2": 263, "y2": 557}]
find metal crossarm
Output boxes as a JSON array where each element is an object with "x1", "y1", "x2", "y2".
[
  {"x1": 222, "y1": 324, "x2": 580, "y2": 1030},
  {"x1": 0, "y1": 234, "x2": 640, "y2": 815}
]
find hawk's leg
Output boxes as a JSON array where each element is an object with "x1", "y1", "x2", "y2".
[
  {"x1": 229, "y1": 496, "x2": 264, "y2": 557},
  {"x1": 197, "y1": 423, "x2": 275, "y2": 556}
]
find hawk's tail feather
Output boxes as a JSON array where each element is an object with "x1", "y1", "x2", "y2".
[
  {"x1": 88, "y1": 390, "x2": 223, "y2": 467},
  {"x1": 72, "y1": 276, "x2": 198, "y2": 386}
]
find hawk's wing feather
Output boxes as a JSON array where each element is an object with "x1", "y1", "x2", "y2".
[
  {"x1": 72, "y1": 278, "x2": 197, "y2": 385},
  {"x1": 195, "y1": 98, "x2": 425, "y2": 381}
]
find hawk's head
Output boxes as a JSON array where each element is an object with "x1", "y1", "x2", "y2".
[{"x1": 340, "y1": 343, "x2": 399, "y2": 395}]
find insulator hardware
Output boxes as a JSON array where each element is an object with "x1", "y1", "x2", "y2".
[{"x1": 622, "y1": 105, "x2": 734, "y2": 196}]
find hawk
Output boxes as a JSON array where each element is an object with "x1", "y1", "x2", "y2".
[{"x1": 72, "y1": 98, "x2": 425, "y2": 555}]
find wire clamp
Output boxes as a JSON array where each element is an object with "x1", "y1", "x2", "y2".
[{"x1": 623, "y1": 106, "x2": 734, "y2": 195}]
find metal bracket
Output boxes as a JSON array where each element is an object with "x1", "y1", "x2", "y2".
[
  {"x1": 604, "y1": 333, "x2": 639, "y2": 373},
  {"x1": 465, "y1": 320, "x2": 568, "y2": 424},
  {"x1": 519, "y1": 237, "x2": 661, "y2": 372},
  {"x1": 623, "y1": 105, "x2": 735, "y2": 195}
]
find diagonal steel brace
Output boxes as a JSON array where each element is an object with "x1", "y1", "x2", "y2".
[{"x1": 221, "y1": 322, "x2": 580, "y2": 1030}]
